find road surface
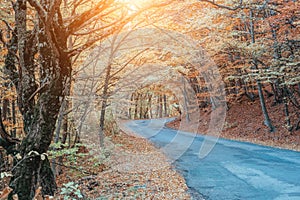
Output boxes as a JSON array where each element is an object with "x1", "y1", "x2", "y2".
[{"x1": 124, "y1": 119, "x2": 300, "y2": 200}]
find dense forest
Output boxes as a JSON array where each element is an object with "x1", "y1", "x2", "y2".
[{"x1": 0, "y1": 0, "x2": 299, "y2": 199}]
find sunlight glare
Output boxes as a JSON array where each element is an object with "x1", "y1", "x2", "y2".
[{"x1": 118, "y1": 0, "x2": 153, "y2": 10}]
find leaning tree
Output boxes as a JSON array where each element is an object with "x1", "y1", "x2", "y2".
[{"x1": 0, "y1": 0, "x2": 169, "y2": 199}]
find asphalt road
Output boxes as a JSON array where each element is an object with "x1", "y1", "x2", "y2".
[{"x1": 125, "y1": 119, "x2": 300, "y2": 200}]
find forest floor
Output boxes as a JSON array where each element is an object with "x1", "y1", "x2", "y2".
[
  {"x1": 55, "y1": 130, "x2": 190, "y2": 199},
  {"x1": 167, "y1": 95, "x2": 300, "y2": 151}
]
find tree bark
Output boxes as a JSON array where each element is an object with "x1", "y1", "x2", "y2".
[
  {"x1": 12, "y1": 100, "x2": 16, "y2": 137},
  {"x1": 134, "y1": 93, "x2": 139, "y2": 119},
  {"x1": 181, "y1": 76, "x2": 190, "y2": 122},
  {"x1": 163, "y1": 94, "x2": 167, "y2": 117},
  {"x1": 248, "y1": 9, "x2": 274, "y2": 132},
  {"x1": 257, "y1": 80, "x2": 275, "y2": 132},
  {"x1": 148, "y1": 94, "x2": 153, "y2": 119},
  {"x1": 282, "y1": 87, "x2": 293, "y2": 131},
  {"x1": 99, "y1": 64, "x2": 112, "y2": 148},
  {"x1": 7, "y1": 1, "x2": 71, "y2": 198}
]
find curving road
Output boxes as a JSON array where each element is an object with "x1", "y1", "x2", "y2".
[{"x1": 124, "y1": 119, "x2": 300, "y2": 200}]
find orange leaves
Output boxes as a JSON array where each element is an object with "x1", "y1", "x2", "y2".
[
  {"x1": 0, "y1": 187, "x2": 12, "y2": 200},
  {"x1": 0, "y1": 187, "x2": 54, "y2": 200},
  {"x1": 266, "y1": 1, "x2": 300, "y2": 26}
]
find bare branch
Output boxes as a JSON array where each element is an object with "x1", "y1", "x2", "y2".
[
  {"x1": 68, "y1": 27, "x2": 118, "y2": 57},
  {"x1": 48, "y1": 0, "x2": 62, "y2": 24},
  {"x1": 72, "y1": 12, "x2": 124, "y2": 36},
  {"x1": 27, "y1": 0, "x2": 47, "y2": 22},
  {"x1": 66, "y1": 0, "x2": 115, "y2": 35},
  {"x1": 68, "y1": 1, "x2": 172, "y2": 57},
  {"x1": 110, "y1": 48, "x2": 150, "y2": 79}
]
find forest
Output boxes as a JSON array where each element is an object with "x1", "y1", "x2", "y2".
[{"x1": 0, "y1": 0, "x2": 299, "y2": 199}]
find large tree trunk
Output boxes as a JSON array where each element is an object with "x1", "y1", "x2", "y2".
[
  {"x1": 6, "y1": 70, "x2": 63, "y2": 198},
  {"x1": 14, "y1": 0, "x2": 37, "y2": 134},
  {"x1": 8, "y1": 65, "x2": 69, "y2": 199},
  {"x1": 10, "y1": 156, "x2": 56, "y2": 199},
  {"x1": 6, "y1": 1, "x2": 71, "y2": 198},
  {"x1": 9, "y1": 54, "x2": 66, "y2": 200}
]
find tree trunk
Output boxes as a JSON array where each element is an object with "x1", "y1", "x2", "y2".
[
  {"x1": 257, "y1": 81, "x2": 275, "y2": 132},
  {"x1": 7, "y1": 1, "x2": 71, "y2": 197},
  {"x1": 159, "y1": 95, "x2": 163, "y2": 118},
  {"x1": 283, "y1": 87, "x2": 293, "y2": 131},
  {"x1": 181, "y1": 77, "x2": 190, "y2": 122},
  {"x1": 2, "y1": 98, "x2": 9, "y2": 121},
  {"x1": 11, "y1": 100, "x2": 16, "y2": 137},
  {"x1": 249, "y1": 9, "x2": 274, "y2": 132},
  {"x1": 10, "y1": 156, "x2": 56, "y2": 200},
  {"x1": 52, "y1": 97, "x2": 68, "y2": 177},
  {"x1": 148, "y1": 94, "x2": 153, "y2": 118},
  {"x1": 270, "y1": 81, "x2": 282, "y2": 104},
  {"x1": 99, "y1": 64, "x2": 112, "y2": 148},
  {"x1": 129, "y1": 94, "x2": 134, "y2": 119},
  {"x1": 283, "y1": 96, "x2": 292, "y2": 131},
  {"x1": 9, "y1": 95, "x2": 61, "y2": 198},
  {"x1": 140, "y1": 94, "x2": 144, "y2": 119},
  {"x1": 163, "y1": 94, "x2": 168, "y2": 117},
  {"x1": 134, "y1": 93, "x2": 139, "y2": 119}
]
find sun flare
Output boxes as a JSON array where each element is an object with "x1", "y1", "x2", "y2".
[{"x1": 118, "y1": 0, "x2": 153, "y2": 10}]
